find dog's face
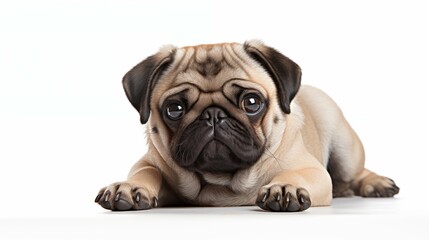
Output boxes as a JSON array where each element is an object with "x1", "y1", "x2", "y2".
[{"x1": 122, "y1": 41, "x2": 301, "y2": 174}]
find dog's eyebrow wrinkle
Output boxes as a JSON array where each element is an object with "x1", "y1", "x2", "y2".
[
  {"x1": 170, "y1": 48, "x2": 187, "y2": 73},
  {"x1": 224, "y1": 44, "x2": 251, "y2": 78},
  {"x1": 195, "y1": 47, "x2": 208, "y2": 63},
  {"x1": 172, "y1": 47, "x2": 195, "y2": 74},
  {"x1": 221, "y1": 44, "x2": 240, "y2": 69},
  {"x1": 170, "y1": 82, "x2": 202, "y2": 92},
  {"x1": 182, "y1": 48, "x2": 196, "y2": 73}
]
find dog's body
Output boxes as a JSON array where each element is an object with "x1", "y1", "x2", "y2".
[{"x1": 95, "y1": 41, "x2": 399, "y2": 212}]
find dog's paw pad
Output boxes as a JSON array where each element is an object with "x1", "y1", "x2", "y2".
[{"x1": 256, "y1": 184, "x2": 311, "y2": 212}]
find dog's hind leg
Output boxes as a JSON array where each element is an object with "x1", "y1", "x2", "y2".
[
  {"x1": 327, "y1": 115, "x2": 399, "y2": 198},
  {"x1": 351, "y1": 169, "x2": 400, "y2": 197}
]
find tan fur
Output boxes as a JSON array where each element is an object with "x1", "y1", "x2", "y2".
[{"x1": 95, "y1": 41, "x2": 399, "y2": 211}]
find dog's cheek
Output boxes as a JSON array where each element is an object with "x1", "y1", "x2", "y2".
[{"x1": 260, "y1": 106, "x2": 286, "y2": 150}]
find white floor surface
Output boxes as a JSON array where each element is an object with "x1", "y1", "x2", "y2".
[{"x1": 1, "y1": 197, "x2": 427, "y2": 240}]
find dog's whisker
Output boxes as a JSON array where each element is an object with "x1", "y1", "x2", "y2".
[{"x1": 263, "y1": 147, "x2": 285, "y2": 171}]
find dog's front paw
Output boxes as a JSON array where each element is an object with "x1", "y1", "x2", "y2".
[
  {"x1": 95, "y1": 182, "x2": 158, "y2": 211},
  {"x1": 256, "y1": 184, "x2": 311, "y2": 212}
]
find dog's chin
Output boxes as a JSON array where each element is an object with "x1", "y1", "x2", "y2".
[{"x1": 194, "y1": 140, "x2": 242, "y2": 173}]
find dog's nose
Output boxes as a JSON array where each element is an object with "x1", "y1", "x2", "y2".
[{"x1": 200, "y1": 106, "x2": 228, "y2": 126}]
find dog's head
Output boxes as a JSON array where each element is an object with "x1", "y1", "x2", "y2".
[{"x1": 122, "y1": 41, "x2": 301, "y2": 174}]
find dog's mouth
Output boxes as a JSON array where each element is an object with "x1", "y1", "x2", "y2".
[
  {"x1": 194, "y1": 140, "x2": 237, "y2": 173},
  {"x1": 172, "y1": 116, "x2": 264, "y2": 174}
]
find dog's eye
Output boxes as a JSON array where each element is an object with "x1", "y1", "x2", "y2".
[
  {"x1": 241, "y1": 94, "x2": 263, "y2": 115},
  {"x1": 166, "y1": 103, "x2": 185, "y2": 120}
]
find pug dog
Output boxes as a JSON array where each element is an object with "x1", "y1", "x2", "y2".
[{"x1": 95, "y1": 40, "x2": 399, "y2": 212}]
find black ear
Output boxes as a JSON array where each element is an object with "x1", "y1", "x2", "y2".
[
  {"x1": 244, "y1": 41, "x2": 301, "y2": 114},
  {"x1": 122, "y1": 49, "x2": 175, "y2": 124}
]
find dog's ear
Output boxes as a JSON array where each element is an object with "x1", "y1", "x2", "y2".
[
  {"x1": 122, "y1": 46, "x2": 176, "y2": 124},
  {"x1": 244, "y1": 41, "x2": 301, "y2": 114}
]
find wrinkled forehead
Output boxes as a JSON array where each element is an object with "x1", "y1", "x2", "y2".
[{"x1": 160, "y1": 43, "x2": 275, "y2": 93}]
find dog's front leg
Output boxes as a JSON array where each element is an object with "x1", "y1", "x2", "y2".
[
  {"x1": 256, "y1": 167, "x2": 332, "y2": 212},
  {"x1": 95, "y1": 155, "x2": 164, "y2": 211}
]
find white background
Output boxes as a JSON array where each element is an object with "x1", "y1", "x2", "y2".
[{"x1": 1, "y1": 0, "x2": 428, "y2": 239}]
